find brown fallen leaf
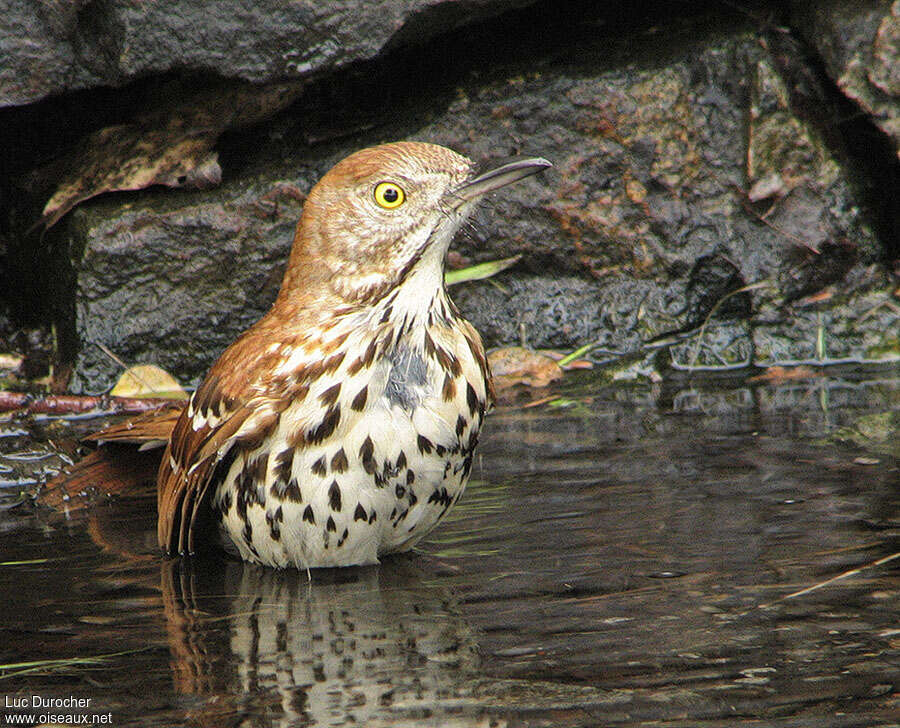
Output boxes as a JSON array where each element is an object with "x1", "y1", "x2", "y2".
[
  {"x1": 36, "y1": 79, "x2": 303, "y2": 229},
  {"x1": 747, "y1": 365, "x2": 821, "y2": 383},
  {"x1": 488, "y1": 346, "x2": 564, "y2": 392}
]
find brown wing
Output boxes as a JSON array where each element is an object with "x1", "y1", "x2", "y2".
[
  {"x1": 157, "y1": 374, "x2": 252, "y2": 556},
  {"x1": 155, "y1": 323, "x2": 294, "y2": 556}
]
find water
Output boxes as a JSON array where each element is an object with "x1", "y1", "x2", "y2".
[{"x1": 0, "y1": 370, "x2": 897, "y2": 727}]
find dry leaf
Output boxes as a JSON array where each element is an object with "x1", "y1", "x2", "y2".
[
  {"x1": 488, "y1": 346, "x2": 563, "y2": 391},
  {"x1": 111, "y1": 365, "x2": 188, "y2": 400},
  {"x1": 38, "y1": 79, "x2": 303, "y2": 228}
]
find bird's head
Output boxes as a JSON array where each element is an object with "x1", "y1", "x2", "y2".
[{"x1": 279, "y1": 141, "x2": 550, "y2": 309}]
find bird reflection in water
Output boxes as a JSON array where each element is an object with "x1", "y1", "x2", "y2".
[{"x1": 160, "y1": 556, "x2": 484, "y2": 727}]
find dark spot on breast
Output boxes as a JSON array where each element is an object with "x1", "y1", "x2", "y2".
[
  {"x1": 326, "y1": 515, "x2": 337, "y2": 532},
  {"x1": 466, "y1": 381, "x2": 479, "y2": 415},
  {"x1": 456, "y1": 415, "x2": 467, "y2": 437},
  {"x1": 331, "y1": 448, "x2": 348, "y2": 473},
  {"x1": 347, "y1": 356, "x2": 365, "y2": 376},
  {"x1": 354, "y1": 503, "x2": 367, "y2": 521},
  {"x1": 303, "y1": 505, "x2": 315, "y2": 524},
  {"x1": 442, "y1": 372, "x2": 457, "y2": 401},
  {"x1": 406, "y1": 470, "x2": 415, "y2": 485},
  {"x1": 338, "y1": 528, "x2": 349, "y2": 547},
  {"x1": 273, "y1": 449, "x2": 293, "y2": 484},
  {"x1": 428, "y1": 487, "x2": 452, "y2": 507},
  {"x1": 447, "y1": 352, "x2": 462, "y2": 377},
  {"x1": 322, "y1": 350, "x2": 346, "y2": 374},
  {"x1": 395, "y1": 484, "x2": 405, "y2": 499},
  {"x1": 369, "y1": 510, "x2": 377, "y2": 524},
  {"x1": 311, "y1": 455, "x2": 327, "y2": 477},
  {"x1": 433, "y1": 343, "x2": 460, "y2": 378},
  {"x1": 466, "y1": 429, "x2": 479, "y2": 454},
  {"x1": 284, "y1": 478, "x2": 302, "y2": 503},
  {"x1": 243, "y1": 455, "x2": 267, "y2": 487},
  {"x1": 328, "y1": 481, "x2": 342, "y2": 512},
  {"x1": 417, "y1": 435, "x2": 433, "y2": 454},
  {"x1": 307, "y1": 405, "x2": 341, "y2": 444},
  {"x1": 351, "y1": 386, "x2": 368, "y2": 411},
  {"x1": 408, "y1": 491, "x2": 418, "y2": 506},
  {"x1": 396, "y1": 451, "x2": 407, "y2": 469},
  {"x1": 319, "y1": 382, "x2": 341, "y2": 407},
  {"x1": 360, "y1": 436, "x2": 376, "y2": 474},
  {"x1": 362, "y1": 337, "x2": 378, "y2": 367},
  {"x1": 236, "y1": 488, "x2": 249, "y2": 520},
  {"x1": 435, "y1": 444, "x2": 446, "y2": 457},
  {"x1": 462, "y1": 454, "x2": 474, "y2": 479},
  {"x1": 242, "y1": 522, "x2": 253, "y2": 545}
]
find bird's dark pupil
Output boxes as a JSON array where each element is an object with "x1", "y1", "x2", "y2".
[{"x1": 383, "y1": 187, "x2": 399, "y2": 203}]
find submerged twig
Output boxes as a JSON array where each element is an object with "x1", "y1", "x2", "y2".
[
  {"x1": 0, "y1": 391, "x2": 175, "y2": 417},
  {"x1": 759, "y1": 551, "x2": 900, "y2": 609}
]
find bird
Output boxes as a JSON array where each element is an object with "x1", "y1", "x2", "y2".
[{"x1": 52, "y1": 141, "x2": 551, "y2": 569}]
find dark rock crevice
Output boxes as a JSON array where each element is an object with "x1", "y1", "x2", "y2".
[{"x1": 768, "y1": 23, "x2": 899, "y2": 264}]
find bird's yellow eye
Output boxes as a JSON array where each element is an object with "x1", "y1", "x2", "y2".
[{"x1": 373, "y1": 181, "x2": 405, "y2": 209}]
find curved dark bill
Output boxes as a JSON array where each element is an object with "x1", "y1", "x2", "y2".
[{"x1": 453, "y1": 157, "x2": 552, "y2": 202}]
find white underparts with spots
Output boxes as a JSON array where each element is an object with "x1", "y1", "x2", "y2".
[{"x1": 211, "y1": 287, "x2": 488, "y2": 568}]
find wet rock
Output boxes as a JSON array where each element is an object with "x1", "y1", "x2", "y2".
[
  {"x1": 0, "y1": 0, "x2": 532, "y2": 108},
  {"x1": 67, "y1": 175, "x2": 309, "y2": 392},
  {"x1": 752, "y1": 265, "x2": 900, "y2": 365},
  {"x1": 53, "y1": 10, "x2": 896, "y2": 391},
  {"x1": 789, "y1": 0, "x2": 900, "y2": 158}
]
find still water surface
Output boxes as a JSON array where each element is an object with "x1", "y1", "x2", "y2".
[{"x1": 0, "y1": 371, "x2": 897, "y2": 726}]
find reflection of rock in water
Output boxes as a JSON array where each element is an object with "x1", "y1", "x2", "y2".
[{"x1": 162, "y1": 557, "x2": 484, "y2": 727}]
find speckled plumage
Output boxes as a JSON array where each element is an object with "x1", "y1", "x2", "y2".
[{"x1": 155, "y1": 141, "x2": 550, "y2": 568}]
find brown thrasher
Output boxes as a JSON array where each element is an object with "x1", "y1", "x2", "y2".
[{"x1": 59, "y1": 142, "x2": 550, "y2": 568}]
